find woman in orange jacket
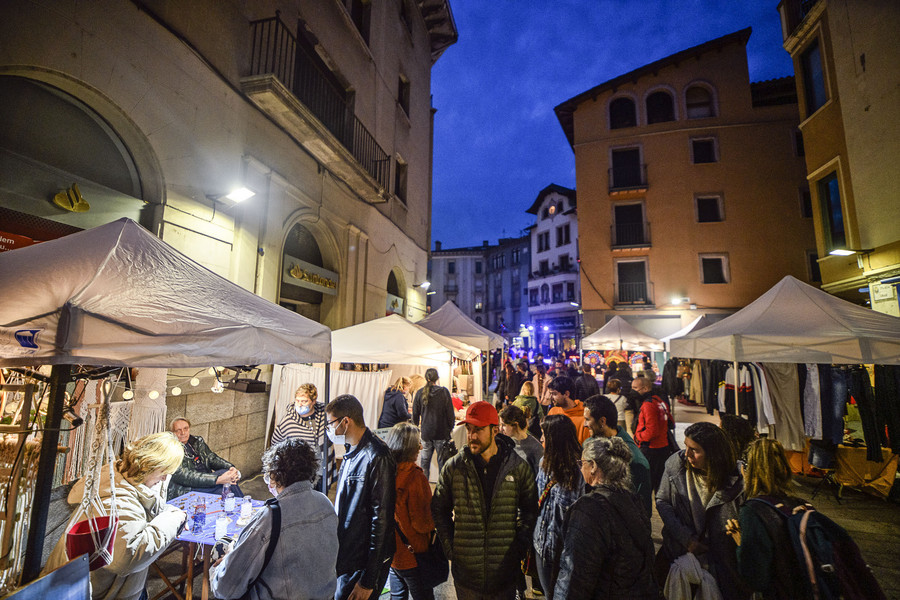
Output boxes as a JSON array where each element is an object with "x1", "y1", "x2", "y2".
[{"x1": 384, "y1": 422, "x2": 436, "y2": 600}]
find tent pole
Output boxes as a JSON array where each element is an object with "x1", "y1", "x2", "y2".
[
  {"x1": 321, "y1": 362, "x2": 331, "y2": 494},
  {"x1": 22, "y1": 363, "x2": 71, "y2": 583},
  {"x1": 731, "y1": 336, "x2": 739, "y2": 417}
]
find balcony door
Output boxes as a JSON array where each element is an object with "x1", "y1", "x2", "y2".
[
  {"x1": 616, "y1": 260, "x2": 648, "y2": 304},
  {"x1": 611, "y1": 148, "x2": 642, "y2": 188},
  {"x1": 613, "y1": 203, "x2": 645, "y2": 246}
]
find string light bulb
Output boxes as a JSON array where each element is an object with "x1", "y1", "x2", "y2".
[
  {"x1": 211, "y1": 381, "x2": 225, "y2": 394},
  {"x1": 122, "y1": 390, "x2": 134, "y2": 400},
  {"x1": 171, "y1": 387, "x2": 182, "y2": 396},
  {"x1": 190, "y1": 377, "x2": 200, "y2": 387},
  {"x1": 148, "y1": 390, "x2": 160, "y2": 400}
]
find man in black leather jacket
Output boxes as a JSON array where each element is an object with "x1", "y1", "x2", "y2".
[
  {"x1": 167, "y1": 418, "x2": 243, "y2": 501},
  {"x1": 326, "y1": 394, "x2": 396, "y2": 600}
]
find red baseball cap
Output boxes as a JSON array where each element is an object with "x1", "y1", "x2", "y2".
[{"x1": 459, "y1": 401, "x2": 499, "y2": 427}]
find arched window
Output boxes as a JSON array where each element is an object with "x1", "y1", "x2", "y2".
[
  {"x1": 280, "y1": 223, "x2": 326, "y2": 322},
  {"x1": 646, "y1": 90, "x2": 675, "y2": 124},
  {"x1": 387, "y1": 271, "x2": 401, "y2": 297},
  {"x1": 686, "y1": 85, "x2": 715, "y2": 119},
  {"x1": 540, "y1": 283, "x2": 550, "y2": 304},
  {"x1": 609, "y1": 97, "x2": 637, "y2": 129}
]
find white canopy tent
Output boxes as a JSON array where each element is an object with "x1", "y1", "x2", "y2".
[
  {"x1": 582, "y1": 315, "x2": 665, "y2": 352},
  {"x1": 0, "y1": 217, "x2": 332, "y2": 583},
  {"x1": 330, "y1": 313, "x2": 482, "y2": 402},
  {"x1": 418, "y1": 301, "x2": 505, "y2": 351},
  {"x1": 669, "y1": 276, "x2": 900, "y2": 365},
  {"x1": 661, "y1": 314, "x2": 715, "y2": 352},
  {"x1": 0, "y1": 218, "x2": 331, "y2": 367}
]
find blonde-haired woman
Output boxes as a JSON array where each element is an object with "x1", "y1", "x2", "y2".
[
  {"x1": 379, "y1": 376, "x2": 413, "y2": 429},
  {"x1": 271, "y1": 383, "x2": 334, "y2": 486},
  {"x1": 45, "y1": 432, "x2": 187, "y2": 600}
]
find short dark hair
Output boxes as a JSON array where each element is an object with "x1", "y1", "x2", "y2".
[
  {"x1": 499, "y1": 405, "x2": 527, "y2": 430},
  {"x1": 325, "y1": 394, "x2": 365, "y2": 427},
  {"x1": 606, "y1": 378, "x2": 622, "y2": 394},
  {"x1": 262, "y1": 438, "x2": 319, "y2": 487},
  {"x1": 547, "y1": 375, "x2": 574, "y2": 397},
  {"x1": 583, "y1": 394, "x2": 617, "y2": 428}
]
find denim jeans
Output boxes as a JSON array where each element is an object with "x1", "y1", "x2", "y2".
[
  {"x1": 534, "y1": 552, "x2": 555, "y2": 600},
  {"x1": 389, "y1": 566, "x2": 435, "y2": 600},
  {"x1": 419, "y1": 439, "x2": 447, "y2": 480}
]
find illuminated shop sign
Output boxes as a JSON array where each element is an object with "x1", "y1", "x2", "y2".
[{"x1": 282, "y1": 255, "x2": 339, "y2": 295}]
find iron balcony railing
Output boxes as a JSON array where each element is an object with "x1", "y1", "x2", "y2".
[
  {"x1": 249, "y1": 13, "x2": 390, "y2": 189},
  {"x1": 608, "y1": 163, "x2": 648, "y2": 192},
  {"x1": 611, "y1": 222, "x2": 651, "y2": 247},
  {"x1": 615, "y1": 281, "x2": 654, "y2": 306}
]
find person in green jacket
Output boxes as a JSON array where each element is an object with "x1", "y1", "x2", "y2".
[
  {"x1": 512, "y1": 380, "x2": 544, "y2": 439},
  {"x1": 431, "y1": 401, "x2": 538, "y2": 600},
  {"x1": 582, "y1": 394, "x2": 653, "y2": 517}
]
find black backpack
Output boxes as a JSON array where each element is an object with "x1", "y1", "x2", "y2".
[{"x1": 748, "y1": 498, "x2": 886, "y2": 600}]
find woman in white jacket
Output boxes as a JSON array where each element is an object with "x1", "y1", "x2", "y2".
[{"x1": 45, "y1": 432, "x2": 187, "y2": 600}]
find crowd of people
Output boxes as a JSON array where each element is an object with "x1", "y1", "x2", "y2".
[{"x1": 45, "y1": 354, "x2": 884, "y2": 600}]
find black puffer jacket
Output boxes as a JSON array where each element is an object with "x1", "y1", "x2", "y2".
[
  {"x1": 167, "y1": 435, "x2": 233, "y2": 500},
  {"x1": 554, "y1": 486, "x2": 657, "y2": 600},
  {"x1": 412, "y1": 385, "x2": 454, "y2": 441},
  {"x1": 431, "y1": 435, "x2": 538, "y2": 594},
  {"x1": 334, "y1": 428, "x2": 397, "y2": 588}
]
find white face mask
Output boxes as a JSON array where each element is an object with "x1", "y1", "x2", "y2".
[
  {"x1": 327, "y1": 417, "x2": 346, "y2": 446},
  {"x1": 295, "y1": 402, "x2": 312, "y2": 416},
  {"x1": 268, "y1": 482, "x2": 279, "y2": 497}
]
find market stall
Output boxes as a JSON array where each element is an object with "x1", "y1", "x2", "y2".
[
  {"x1": 670, "y1": 275, "x2": 900, "y2": 498},
  {"x1": 0, "y1": 218, "x2": 331, "y2": 588},
  {"x1": 582, "y1": 316, "x2": 665, "y2": 352},
  {"x1": 417, "y1": 300, "x2": 504, "y2": 396}
]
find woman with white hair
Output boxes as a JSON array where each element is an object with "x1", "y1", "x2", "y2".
[
  {"x1": 45, "y1": 432, "x2": 187, "y2": 600},
  {"x1": 384, "y1": 422, "x2": 435, "y2": 600},
  {"x1": 553, "y1": 436, "x2": 657, "y2": 600}
]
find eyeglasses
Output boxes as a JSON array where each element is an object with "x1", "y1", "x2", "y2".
[{"x1": 326, "y1": 416, "x2": 344, "y2": 428}]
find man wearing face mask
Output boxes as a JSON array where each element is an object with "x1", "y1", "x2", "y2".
[
  {"x1": 326, "y1": 394, "x2": 397, "y2": 600},
  {"x1": 168, "y1": 417, "x2": 244, "y2": 501}
]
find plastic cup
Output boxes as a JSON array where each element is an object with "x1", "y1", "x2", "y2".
[
  {"x1": 240, "y1": 496, "x2": 253, "y2": 520},
  {"x1": 215, "y1": 516, "x2": 228, "y2": 540},
  {"x1": 224, "y1": 494, "x2": 235, "y2": 513}
]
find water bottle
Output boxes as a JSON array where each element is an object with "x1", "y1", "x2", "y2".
[
  {"x1": 224, "y1": 491, "x2": 235, "y2": 513},
  {"x1": 221, "y1": 483, "x2": 231, "y2": 501},
  {"x1": 192, "y1": 497, "x2": 206, "y2": 534}
]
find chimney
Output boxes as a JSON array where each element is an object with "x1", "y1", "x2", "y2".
[
  {"x1": 483, "y1": 240, "x2": 489, "y2": 248},
  {"x1": 435, "y1": 240, "x2": 442, "y2": 251}
]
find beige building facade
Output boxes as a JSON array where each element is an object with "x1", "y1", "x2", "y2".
[
  {"x1": 0, "y1": 0, "x2": 456, "y2": 472},
  {"x1": 555, "y1": 28, "x2": 818, "y2": 338},
  {"x1": 778, "y1": 0, "x2": 900, "y2": 316}
]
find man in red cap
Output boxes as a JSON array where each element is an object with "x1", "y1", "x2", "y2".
[{"x1": 431, "y1": 401, "x2": 538, "y2": 599}]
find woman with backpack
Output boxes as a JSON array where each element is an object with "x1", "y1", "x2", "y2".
[
  {"x1": 656, "y1": 422, "x2": 749, "y2": 600},
  {"x1": 725, "y1": 438, "x2": 886, "y2": 600},
  {"x1": 412, "y1": 368, "x2": 455, "y2": 481}
]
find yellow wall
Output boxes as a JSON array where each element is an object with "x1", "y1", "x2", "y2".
[{"x1": 572, "y1": 39, "x2": 817, "y2": 330}]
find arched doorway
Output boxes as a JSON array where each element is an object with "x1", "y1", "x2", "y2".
[
  {"x1": 280, "y1": 223, "x2": 338, "y2": 323},
  {"x1": 0, "y1": 74, "x2": 151, "y2": 245},
  {"x1": 386, "y1": 269, "x2": 406, "y2": 316}
]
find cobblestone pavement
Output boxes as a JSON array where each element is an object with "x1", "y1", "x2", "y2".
[{"x1": 149, "y1": 403, "x2": 900, "y2": 599}]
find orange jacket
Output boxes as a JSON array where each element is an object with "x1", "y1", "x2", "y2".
[
  {"x1": 548, "y1": 399, "x2": 591, "y2": 444},
  {"x1": 392, "y1": 462, "x2": 435, "y2": 570}
]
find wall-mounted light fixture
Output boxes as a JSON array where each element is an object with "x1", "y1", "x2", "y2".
[
  {"x1": 671, "y1": 296, "x2": 691, "y2": 305},
  {"x1": 415, "y1": 280, "x2": 431, "y2": 289},
  {"x1": 207, "y1": 187, "x2": 256, "y2": 204},
  {"x1": 828, "y1": 247, "x2": 873, "y2": 269}
]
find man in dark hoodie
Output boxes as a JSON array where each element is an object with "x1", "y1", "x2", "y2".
[{"x1": 432, "y1": 402, "x2": 538, "y2": 599}]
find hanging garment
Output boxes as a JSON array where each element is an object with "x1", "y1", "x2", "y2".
[
  {"x1": 749, "y1": 363, "x2": 774, "y2": 435},
  {"x1": 736, "y1": 366, "x2": 756, "y2": 424},
  {"x1": 850, "y1": 366, "x2": 883, "y2": 462},
  {"x1": 719, "y1": 366, "x2": 735, "y2": 415},
  {"x1": 691, "y1": 360, "x2": 704, "y2": 406},
  {"x1": 826, "y1": 367, "x2": 851, "y2": 446},
  {"x1": 761, "y1": 364, "x2": 805, "y2": 451},
  {"x1": 874, "y1": 365, "x2": 900, "y2": 454},
  {"x1": 803, "y1": 364, "x2": 823, "y2": 439}
]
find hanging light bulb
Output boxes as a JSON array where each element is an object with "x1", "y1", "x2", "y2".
[
  {"x1": 190, "y1": 377, "x2": 200, "y2": 387},
  {"x1": 122, "y1": 390, "x2": 134, "y2": 400},
  {"x1": 171, "y1": 387, "x2": 182, "y2": 396},
  {"x1": 148, "y1": 390, "x2": 160, "y2": 400}
]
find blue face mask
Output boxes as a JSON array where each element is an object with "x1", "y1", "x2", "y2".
[{"x1": 295, "y1": 402, "x2": 312, "y2": 416}]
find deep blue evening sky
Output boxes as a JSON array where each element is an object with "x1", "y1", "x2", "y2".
[{"x1": 430, "y1": 1, "x2": 794, "y2": 248}]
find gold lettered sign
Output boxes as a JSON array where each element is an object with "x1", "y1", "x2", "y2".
[{"x1": 282, "y1": 255, "x2": 339, "y2": 295}]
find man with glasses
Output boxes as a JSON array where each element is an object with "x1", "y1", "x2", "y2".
[{"x1": 325, "y1": 394, "x2": 396, "y2": 600}]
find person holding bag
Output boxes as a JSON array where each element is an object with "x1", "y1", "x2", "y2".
[
  {"x1": 412, "y1": 368, "x2": 454, "y2": 480},
  {"x1": 211, "y1": 438, "x2": 338, "y2": 600},
  {"x1": 384, "y1": 423, "x2": 445, "y2": 599},
  {"x1": 44, "y1": 432, "x2": 187, "y2": 600}
]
